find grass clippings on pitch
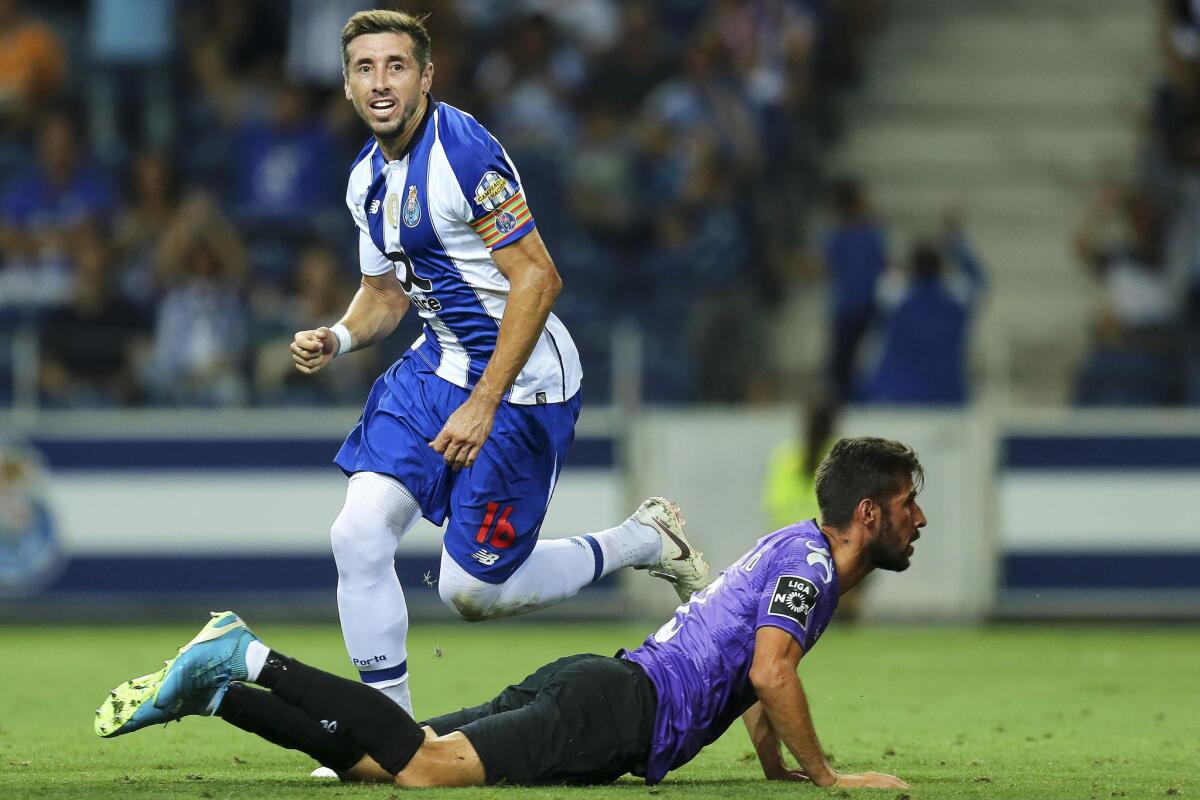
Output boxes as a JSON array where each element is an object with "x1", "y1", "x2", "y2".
[{"x1": 0, "y1": 622, "x2": 1195, "y2": 800}]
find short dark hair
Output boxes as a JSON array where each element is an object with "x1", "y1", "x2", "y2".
[
  {"x1": 341, "y1": 9, "x2": 431, "y2": 74},
  {"x1": 909, "y1": 238, "x2": 942, "y2": 282},
  {"x1": 814, "y1": 437, "x2": 923, "y2": 528}
]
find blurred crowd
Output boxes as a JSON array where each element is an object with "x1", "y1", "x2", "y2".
[
  {"x1": 0, "y1": 0, "x2": 883, "y2": 408},
  {"x1": 817, "y1": 177, "x2": 985, "y2": 408},
  {"x1": 1072, "y1": 0, "x2": 1200, "y2": 406}
]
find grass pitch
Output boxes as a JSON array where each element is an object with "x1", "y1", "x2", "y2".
[{"x1": 0, "y1": 621, "x2": 1195, "y2": 800}]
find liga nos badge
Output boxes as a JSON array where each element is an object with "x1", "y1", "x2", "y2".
[{"x1": 768, "y1": 575, "x2": 820, "y2": 629}]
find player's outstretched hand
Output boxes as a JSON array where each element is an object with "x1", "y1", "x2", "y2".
[
  {"x1": 291, "y1": 327, "x2": 338, "y2": 374},
  {"x1": 430, "y1": 395, "x2": 497, "y2": 471},
  {"x1": 831, "y1": 771, "x2": 910, "y2": 789}
]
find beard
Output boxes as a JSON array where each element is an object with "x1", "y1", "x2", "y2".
[
  {"x1": 866, "y1": 510, "x2": 911, "y2": 573},
  {"x1": 358, "y1": 94, "x2": 421, "y2": 140}
]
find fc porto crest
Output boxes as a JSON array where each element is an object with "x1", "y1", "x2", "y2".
[
  {"x1": 403, "y1": 185, "x2": 421, "y2": 228},
  {"x1": 494, "y1": 210, "x2": 518, "y2": 235},
  {"x1": 0, "y1": 443, "x2": 63, "y2": 597}
]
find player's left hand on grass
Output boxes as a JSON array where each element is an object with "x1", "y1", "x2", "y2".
[
  {"x1": 430, "y1": 395, "x2": 497, "y2": 470},
  {"x1": 830, "y1": 770, "x2": 910, "y2": 789}
]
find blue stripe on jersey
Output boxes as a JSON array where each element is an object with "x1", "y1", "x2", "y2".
[
  {"x1": 405, "y1": 110, "x2": 499, "y2": 385},
  {"x1": 365, "y1": 146, "x2": 388, "y2": 256},
  {"x1": 350, "y1": 137, "x2": 376, "y2": 171}
]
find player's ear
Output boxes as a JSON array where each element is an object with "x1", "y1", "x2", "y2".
[
  {"x1": 855, "y1": 497, "x2": 877, "y2": 531},
  {"x1": 343, "y1": 77, "x2": 353, "y2": 102},
  {"x1": 421, "y1": 61, "x2": 434, "y2": 92}
]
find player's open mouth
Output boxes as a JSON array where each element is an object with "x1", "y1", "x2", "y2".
[{"x1": 368, "y1": 98, "x2": 397, "y2": 118}]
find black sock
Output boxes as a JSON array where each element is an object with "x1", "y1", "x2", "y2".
[
  {"x1": 217, "y1": 683, "x2": 365, "y2": 773},
  {"x1": 257, "y1": 651, "x2": 425, "y2": 774}
]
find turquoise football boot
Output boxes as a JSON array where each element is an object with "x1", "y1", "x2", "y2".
[{"x1": 95, "y1": 611, "x2": 258, "y2": 738}]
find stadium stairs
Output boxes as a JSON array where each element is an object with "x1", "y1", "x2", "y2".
[{"x1": 817, "y1": 0, "x2": 1156, "y2": 405}]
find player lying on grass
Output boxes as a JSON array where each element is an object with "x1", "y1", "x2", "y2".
[{"x1": 96, "y1": 437, "x2": 923, "y2": 790}]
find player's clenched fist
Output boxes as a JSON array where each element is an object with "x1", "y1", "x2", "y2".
[{"x1": 291, "y1": 327, "x2": 338, "y2": 374}]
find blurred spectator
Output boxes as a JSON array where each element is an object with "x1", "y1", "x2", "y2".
[
  {"x1": 86, "y1": 0, "x2": 176, "y2": 164},
  {"x1": 1073, "y1": 186, "x2": 1182, "y2": 406},
  {"x1": 859, "y1": 211, "x2": 985, "y2": 406},
  {"x1": 285, "y1": 0, "x2": 372, "y2": 87},
  {"x1": 111, "y1": 149, "x2": 180, "y2": 310},
  {"x1": 529, "y1": 0, "x2": 620, "y2": 54},
  {"x1": 588, "y1": 1, "x2": 672, "y2": 109},
  {"x1": 567, "y1": 96, "x2": 641, "y2": 248},
  {"x1": 821, "y1": 177, "x2": 886, "y2": 401},
  {"x1": 229, "y1": 83, "x2": 340, "y2": 282},
  {"x1": 0, "y1": 110, "x2": 116, "y2": 313},
  {"x1": 713, "y1": 0, "x2": 818, "y2": 121},
  {"x1": 37, "y1": 230, "x2": 149, "y2": 407},
  {"x1": 251, "y1": 240, "x2": 368, "y2": 406},
  {"x1": 1075, "y1": 187, "x2": 1178, "y2": 340},
  {"x1": 0, "y1": 0, "x2": 66, "y2": 130},
  {"x1": 480, "y1": 12, "x2": 581, "y2": 156},
  {"x1": 762, "y1": 402, "x2": 836, "y2": 531},
  {"x1": 143, "y1": 193, "x2": 249, "y2": 406},
  {"x1": 642, "y1": 30, "x2": 762, "y2": 182},
  {"x1": 178, "y1": 0, "x2": 288, "y2": 185}
]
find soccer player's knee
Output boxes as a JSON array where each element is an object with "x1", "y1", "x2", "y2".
[
  {"x1": 437, "y1": 572, "x2": 493, "y2": 622},
  {"x1": 329, "y1": 510, "x2": 391, "y2": 578}
]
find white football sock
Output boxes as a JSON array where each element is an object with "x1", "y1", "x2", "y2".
[
  {"x1": 379, "y1": 679, "x2": 413, "y2": 716},
  {"x1": 590, "y1": 517, "x2": 662, "y2": 576},
  {"x1": 244, "y1": 639, "x2": 270, "y2": 683},
  {"x1": 330, "y1": 472, "x2": 422, "y2": 710},
  {"x1": 438, "y1": 536, "x2": 599, "y2": 620}
]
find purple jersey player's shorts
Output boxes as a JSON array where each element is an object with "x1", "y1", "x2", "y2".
[{"x1": 335, "y1": 352, "x2": 581, "y2": 583}]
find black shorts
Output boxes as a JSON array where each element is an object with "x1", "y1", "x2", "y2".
[{"x1": 421, "y1": 653, "x2": 657, "y2": 785}]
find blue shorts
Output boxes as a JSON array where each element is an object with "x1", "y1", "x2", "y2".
[{"x1": 335, "y1": 354, "x2": 581, "y2": 583}]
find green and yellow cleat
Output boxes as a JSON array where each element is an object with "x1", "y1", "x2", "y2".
[{"x1": 95, "y1": 611, "x2": 258, "y2": 738}]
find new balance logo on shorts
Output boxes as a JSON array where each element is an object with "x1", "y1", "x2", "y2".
[{"x1": 471, "y1": 549, "x2": 500, "y2": 566}]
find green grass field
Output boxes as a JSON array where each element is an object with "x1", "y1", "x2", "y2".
[{"x1": 0, "y1": 621, "x2": 1195, "y2": 800}]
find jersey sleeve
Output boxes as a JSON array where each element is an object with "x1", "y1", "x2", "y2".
[
  {"x1": 437, "y1": 111, "x2": 535, "y2": 251},
  {"x1": 346, "y1": 170, "x2": 393, "y2": 277},
  {"x1": 358, "y1": 229, "x2": 393, "y2": 277},
  {"x1": 754, "y1": 544, "x2": 838, "y2": 652}
]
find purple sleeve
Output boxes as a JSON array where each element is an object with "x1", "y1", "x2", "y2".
[{"x1": 754, "y1": 549, "x2": 837, "y2": 652}]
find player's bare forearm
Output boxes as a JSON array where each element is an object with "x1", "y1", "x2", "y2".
[
  {"x1": 750, "y1": 656, "x2": 835, "y2": 785},
  {"x1": 291, "y1": 272, "x2": 408, "y2": 374},
  {"x1": 742, "y1": 702, "x2": 803, "y2": 781},
  {"x1": 472, "y1": 229, "x2": 562, "y2": 406},
  {"x1": 339, "y1": 273, "x2": 412, "y2": 351},
  {"x1": 750, "y1": 627, "x2": 910, "y2": 791}
]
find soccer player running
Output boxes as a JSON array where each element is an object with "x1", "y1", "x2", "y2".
[
  {"x1": 97, "y1": 437, "x2": 921, "y2": 790},
  {"x1": 289, "y1": 9, "x2": 708, "y2": 714}
]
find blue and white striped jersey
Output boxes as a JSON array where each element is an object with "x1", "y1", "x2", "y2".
[{"x1": 346, "y1": 98, "x2": 581, "y2": 405}]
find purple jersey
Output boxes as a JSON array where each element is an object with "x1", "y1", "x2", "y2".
[{"x1": 622, "y1": 520, "x2": 839, "y2": 783}]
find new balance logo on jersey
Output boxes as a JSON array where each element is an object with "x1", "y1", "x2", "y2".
[
  {"x1": 470, "y1": 549, "x2": 500, "y2": 566},
  {"x1": 368, "y1": 199, "x2": 381, "y2": 214}
]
